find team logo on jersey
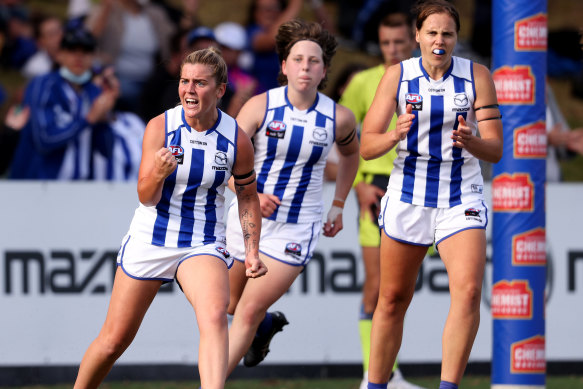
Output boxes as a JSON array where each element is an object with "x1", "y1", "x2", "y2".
[
  {"x1": 464, "y1": 207, "x2": 482, "y2": 222},
  {"x1": 465, "y1": 208, "x2": 481, "y2": 216},
  {"x1": 169, "y1": 145, "x2": 184, "y2": 164},
  {"x1": 212, "y1": 151, "x2": 228, "y2": 171},
  {"x1": 266, "y1": 120, "x2": 286, "y2": 139},
  {"x1": 405, "y1": 93, "x2": 423, "y2": 110},
  {"x1": 215, "y1": 246, "x2": 230, "y2": 258},
  {"x1": 454, "y1": 93, "x2": 469, "y2": 106},
  {"x1": 310, "y1": 127, "x2": 329, "y2": 147},
  {"x1": 313, "y1": 128, "x2": 327, "y2": 141},
  {"x1": 285, "y1": 242, "x2": 302, "y2": 257}
]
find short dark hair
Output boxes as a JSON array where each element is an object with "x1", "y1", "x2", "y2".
[
  {"x1": 413, "y1": 0, "x2": 460, "y2": 33},
  {"x1": 275, "y1": 18, "x2": 337, "y2": 90},
  {"x1": 379, "y1": 12, "x2": 414, "y2": 39}
]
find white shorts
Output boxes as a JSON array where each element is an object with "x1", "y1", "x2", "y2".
[
  {"x1": 226, "y1": 202, "x2": 321, "y2": 267},
  {"x1": 379, "y1": 194, "x2": 488, "y2": 247},
  {"x1": 117, "y1": 234, "x2": 233, "y2": 282}
]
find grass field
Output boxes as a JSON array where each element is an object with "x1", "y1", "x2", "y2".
[{"x1": 7, "y1": 376, "x2": 583, "y2": 389}]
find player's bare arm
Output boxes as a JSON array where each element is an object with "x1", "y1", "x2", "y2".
[
  {"x1": 323, "y1": 105, "x2": 359, "y2": 237},
  {"x1": 454, "y1": 62, "x2": 503, "y2": 163},
  {"x1": 137, "y1": 114, "x2": 177, "y2": 206},
  {"x1": 233, "y1": 127, "x2": 267, "y2": 278},
  {"x1": 236, "y1": 92, "x2": 281, "y2": 217}
]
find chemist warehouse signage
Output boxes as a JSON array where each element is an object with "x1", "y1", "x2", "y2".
[{"x1": 491, "y1": 5, "x2": 548, "y2": 385}]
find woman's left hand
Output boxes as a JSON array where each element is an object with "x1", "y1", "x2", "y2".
[
  {"x1": 323, "y1": 205, "x2": 343, "y2": 237},
  {"x1": 245, "y1": 255, "x2": 268, "y2": 278},
  {"x1": 452, "y1": 115, "x2": 474, "y2": 149}
]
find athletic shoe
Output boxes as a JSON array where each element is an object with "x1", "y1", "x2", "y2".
[
  {"x1": 359, "y1": 371, "x2": 368, "y2": 389},
  {"x1": 243, "y1": 311, "x2": 289, "y2": 367},
  {"x1": 359, "y1": 369, "x2": 427, "y2": 389},
  {"x1": 388, "y1": 368, "x2": 427, "y2": 389}
]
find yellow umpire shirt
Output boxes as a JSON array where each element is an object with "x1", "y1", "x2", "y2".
[{"x1": 339, "y1": 64, "x2": 398, "y2": 186}]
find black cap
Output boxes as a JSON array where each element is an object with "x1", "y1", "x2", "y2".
[{"x1": 60, "y1": 27, "x2": 96, "y2": 52}]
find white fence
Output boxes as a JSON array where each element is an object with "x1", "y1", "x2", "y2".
[{"x1": 1, "y1": 182, "x2": 582, "y2": 366}]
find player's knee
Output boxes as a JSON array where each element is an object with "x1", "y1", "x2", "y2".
[
  {"x1": 238, "y1": 301, "x2": 266, "y2": 328},
  {"x1": 97, "y1": 334, "x2": 131, "y2": 361},
  {"x1": 453, "y1": 282, "x2": 482, "y2": 311},
  {"x1": 198, "y1": 303, "x2": 228, "y2": 331},
  {"x1": 376, "y1": 288, "x2": 409, "y2": 318}
]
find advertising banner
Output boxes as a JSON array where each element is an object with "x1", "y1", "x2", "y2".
[
  {"x1": 492, "y1": 0, "x2": 547, "y2": 387},
  {"x1": 1, "y1": 182, "x2": 582, "y2": 372}
]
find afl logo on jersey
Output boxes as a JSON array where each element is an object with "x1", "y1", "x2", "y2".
[
  {"x1": 213, "y1": 151, "x2": 228, "y2": 171},
  {"x1": 405, "y1": 93, "x2": 423, "y2": 111},
  {"x1": 215, "y1": 246, "x2": 230, "y2": 258},
  {"x1": 169, "y1": 145, "x2": 184, "y2": 164},
  {"x1": 266, "y1": 120, "x2": 286, "y2": 139},
  {"x1": 285, "y1": 242, "x2": 302, "y2": 257}
]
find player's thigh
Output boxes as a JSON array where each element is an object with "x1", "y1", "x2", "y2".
[
  {"x1": 177, "y1": 255, "x2": 230, "y2": 314},
  {"x1": 379, "y1": 233, "x2": 426, "y2": 299},
  {"x1": 438, "y1": 228, "x2": 486, "y2": 290},
  {"x1": 228, "y1": 260, "x2": 248, "y2": 314},
  {"x1": 100, "y1": 267, "x2": 162, "y2": 341},
  {"x1": 236, "y1": 254, "x2": 303, "y2": 314}
]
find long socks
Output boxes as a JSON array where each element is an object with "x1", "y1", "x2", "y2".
[
  {"x1": 256, "y1": 312, "x2": 273, "y2": 337},
  {"x1": 439, "y1": 380, "x2": 458, "y2": 389}
]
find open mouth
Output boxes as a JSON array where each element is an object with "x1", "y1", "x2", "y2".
[
  {"x1": 432, "y1": 48, "x2": 445, "y2": 55},
  {"x1": 185, "y1": 98, "x2": 199, "y2": 108}
]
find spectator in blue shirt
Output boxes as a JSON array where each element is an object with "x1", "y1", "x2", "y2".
[{"x1": 10, "y1": 27, "x2": 118, "y2": 180}]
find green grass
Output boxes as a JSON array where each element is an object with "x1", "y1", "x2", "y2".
[{"x1": 8, "y1": 376, "x2": 583, "y2": 389}]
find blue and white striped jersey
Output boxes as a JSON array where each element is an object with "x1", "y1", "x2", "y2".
[
  {"x1": 10, "y1": 71, "x2": 106, "y2": 180},
  {"x1": 129, "y1": 106, "x2": 238, "y2": 248},
  {"x1": 253, "y1": 86, "x2": 336, "y2": 223},
  {"x1": 389, "y1": 56, "x2": 484, "y2": 208},
  {"x1": 93, "y1": 111, "x2": 145, "y2": 181}
]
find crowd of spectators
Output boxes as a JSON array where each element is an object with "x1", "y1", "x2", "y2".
[
  {"x1": 0, "y1": 0, "x2": 582, "y2": 181},
  {"x1": 0, "y1": 0, "x2": 337, "y2": 180}
]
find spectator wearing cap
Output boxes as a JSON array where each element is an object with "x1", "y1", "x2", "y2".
[
  {"x1": 84, "y1": 0, "x2": 175, "y2": 113},
  {"x1": 9, "y1": 27, "x2": 119, "y2": 180},
  {"x1": 214, "y1": 21, "x2": 258, "y2": 117},
  {"x1": 186, "y1": 25, "x2": 217, "y2": 51}
]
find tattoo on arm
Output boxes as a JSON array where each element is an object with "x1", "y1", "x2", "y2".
[{"x1": 240, "y1": 209, "x2": 258, "y2": 253}]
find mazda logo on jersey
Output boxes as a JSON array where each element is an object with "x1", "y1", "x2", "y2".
[
  {"x1": 405, "y1": 93, "x2": 423, "y2": 110},
  {"x1": 213, "y1": 152, "x2": 228, "y2": 171},
  {"x1": 285, "y1": 242, "x2": 302, "y2": 257},
  {"x1": 266, "y1": 120, "x2": 286, "y2": 139},
  {"x1": 454, "y1": 93, "x2": 469, "y2": 107},
  {"x1": 215, "y1": 152, "x2": 227, "y2": 165},
  {"x1": 169, "y1": 145, "x2": 184, "y2": 164},
  {"x1": 313, "y1": 128, "x2": 327, "y2": 141}
]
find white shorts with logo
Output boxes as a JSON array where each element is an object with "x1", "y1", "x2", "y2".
[
  {"x1": 226, "y1": 201, "x2": 321, "y2": 267},
  {"x1": 117, "y1": 234, "x2": 233, "y2": 282},
  {"x1": 378, "y1": 193, "x2": 488, "y2": 248}
]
